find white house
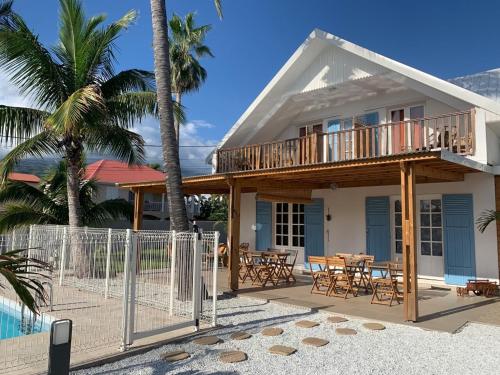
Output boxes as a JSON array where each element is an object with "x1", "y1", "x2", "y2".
[
  {"x1": 122, "y1": 30, "x2": 500, "y2": 292},
  {"x1": 214, "y1": 30, "x2": 500, "y2": 287}
]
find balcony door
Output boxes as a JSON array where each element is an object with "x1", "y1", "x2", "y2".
[{"x1": 391, "y1": 109, "x2": 405, "y2": 153}]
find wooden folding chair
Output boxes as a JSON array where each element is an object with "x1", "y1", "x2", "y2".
[
  {"x1": 281, "y1": 249, "x2": 298, "y2": 283},
  {"x1": 327, "y1": 256, "x2": 358, "y2": 299},
  {"x1": 356, "y1": 254, "x2": 374, "y2": 293},
  {"x1": 370, "y1": 263, "x2": 402, "y2": 306},
  {"x1": 309, "y1": 256, "x2": 332, "y2": 295}
]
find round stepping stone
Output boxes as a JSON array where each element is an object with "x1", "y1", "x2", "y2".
[
  {"x1": 363, "y1": 322, "x2": 386, "y2": 331},
  {"x1": 161, "y1": 350, "x2": 190, "y2": 362},
  {"x1": 219, "y1": 351, "x2": 248, "y2": 363},
  {"x1": 295, "y1": 320, "x2": 319, "y2": 328},
  {"x1": 302, "y1": 337, "x2": 329, "y2": 347},
  {"x1": 268, "y1": 345, "x2": 297, "y2": 356},
  {"x1": 336, "y1": 328, "x2": 357, "y2": 335},
  {"x1": 230, "y1": 331, "x2": 252, "y2": 340},
  {"x1": 327, "y1": 316, "x2": 348, "y2": 323},
  {"x1": 262, "y1": 327, "x2": 283, "y2": 336},
  {"x1": 192, "y1": 335, "x2": 221, "y2": 345}
]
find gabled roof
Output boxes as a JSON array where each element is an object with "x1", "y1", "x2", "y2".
[
  {"x1": 84, "y1": 160, "x2": 166, "y2": 184},
  {"x1": 219, "y1": 29, "x2": 500, "y2": 149},
  {"x1": 8, "y1": 172, "x2": 40, "y2": 184}
]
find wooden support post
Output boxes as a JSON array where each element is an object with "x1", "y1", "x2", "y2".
[
  {"x1": 133, "y1": 188, "x2": 144, "y2": 231},
  {"x1": 400, "y1": 161, "x2": 418, "y2": 322},
  {"x1": 227, "y1": 179, "x2": 241, "y2": 291}
]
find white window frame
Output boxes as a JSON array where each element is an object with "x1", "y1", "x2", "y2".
[
  {"x1": 272, "y1": 202, "x2": 305, "y2": 250},
  {"x1": 417, "y1": 194, "x2": 444, "y2": 258}
]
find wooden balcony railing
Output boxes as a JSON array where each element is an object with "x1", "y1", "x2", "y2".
[{"x1": 216, "y1": 110, "x2": 475, "y2": 173}]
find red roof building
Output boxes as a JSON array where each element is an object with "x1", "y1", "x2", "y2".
[
  {"x1": 8, "y1": 172, "x2": 41, "y2": 184},
  {"x1": 84, "y1": 160, "x2": 166, "y2": 184}
]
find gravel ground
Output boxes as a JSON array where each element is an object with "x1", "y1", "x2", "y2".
[{"x1": 74, "y1": 296, "x2": 500, "y2": 375}]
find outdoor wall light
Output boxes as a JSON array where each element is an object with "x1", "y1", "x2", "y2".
[
  {"x1": 326, "y1": 208, "x2": 332, "y2": 221},
  {"x1": 251, "y1": 224, "x2": 262, "y2": 231}
]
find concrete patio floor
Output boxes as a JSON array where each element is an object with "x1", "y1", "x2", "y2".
[{"x1": 218, "y1": 269, "x2": 500, "y2": 333}]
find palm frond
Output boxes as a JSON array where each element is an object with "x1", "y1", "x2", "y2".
[
  {"x1": 0, "y1": 105, "x2": 49, "y2": 144},
  {"x1": 0, "y1": 203, "x2": 62, "y2": 232},
  {"x1": 0, "y1": 180, "x2": 55, "y2": 209},
  {"x1": 101, "y1": 69, "x2": 155, "y2": 98},
  {"x1": 0, "y1": 249, "x2": 51, "y2": 314},
  {"x1": 213, "y1": 0, "x2": 223, "y2": 19},
  {"x1": 0, "y1": 131, "x2": 59, "y2": 183},
  {"x1": 46, "y1": 84, "x2": 104, "y2": 133},
  {"x1": 85, "y1": 125, "x2": 145, "y2": 164},
  {"x1": 476, "y1": 209, "x2": 500, "y2": 233},
  {"x1": 83, "y1": 198, "x2": 133, "y2": 227},
  {"x1": 105, "y1": 91, "x2": 157, "y2": 127},
  {"x1": 0, "y1": 0, "x2": 13, "y2": 28},
  {"x1": 0, "y1": 13, "x2": 66, "y2": 107}
]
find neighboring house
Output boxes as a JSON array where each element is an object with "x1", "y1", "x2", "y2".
[
  {"x1": 7, "y1": 172, "x2": 40, "y2": 187},
  {"x1": 84, "y1": 160, "x2": 169, "y2": 220},
  {"x1": 121, "y1": 30, "x2": 500, "y2": 291}
]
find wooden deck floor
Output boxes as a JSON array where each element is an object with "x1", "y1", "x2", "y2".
[{"x1": 217, "y1": 269, "x2": 500, "y2": 333}]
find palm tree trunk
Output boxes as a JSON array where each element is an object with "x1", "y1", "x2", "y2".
[
  {"x1": 66, "y1": 146, "x2": 86, "y2": 277},
  {"x1": 174, "y1": 92, "x2": 182, "y2": 147},
  {"x1": 150, "y1": 0, "x2": 189, "y2": 232}
]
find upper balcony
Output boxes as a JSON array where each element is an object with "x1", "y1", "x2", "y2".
[{"x1": 215, "y1": 111, "x2": 475, "y2": 173}]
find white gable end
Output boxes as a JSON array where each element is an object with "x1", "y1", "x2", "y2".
[{"x1": 291, "y1": 45, "x2": 387, "y2": 93}]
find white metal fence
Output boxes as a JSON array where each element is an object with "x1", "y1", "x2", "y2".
[{"x1": 0, "y1": 225, "x2": 219, "y2": 373}]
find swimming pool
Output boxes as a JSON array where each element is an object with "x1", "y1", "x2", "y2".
[{"x1": 0, "y1": 296, "x2": 52, "y2": 340}]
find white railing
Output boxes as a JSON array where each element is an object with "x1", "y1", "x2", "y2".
[{"x1": 0, "y1": 224, "x2": 220, "y2": 372}]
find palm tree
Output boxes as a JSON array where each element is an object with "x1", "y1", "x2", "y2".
[
  {"x1": 0, "y1": 161, "x2": 133, "y2": 232},
  {"x1": 170, "y1": 12, "x2": 213, "y2": 144},
  {"x1": 0, "y1": 0, "x2": 156, "y2": 232},
  {"x1": 149, "y1": 0, "x2": 221, "y2": 232}
]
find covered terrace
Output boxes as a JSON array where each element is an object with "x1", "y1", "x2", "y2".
[{"x1": 118, "y1": 151, "x2": 485, "y2": 323}]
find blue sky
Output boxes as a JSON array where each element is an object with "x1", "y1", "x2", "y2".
[{"x1": 3, "y1": 0, "x2": 500, "y2": 174}]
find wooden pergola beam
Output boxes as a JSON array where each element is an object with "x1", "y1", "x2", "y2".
[
  {"x1": 400, "y1": 162, "x2": 418, "y2": 322},
  {"x1": 415, "y1": 164, "x2": 464, "y2": 181},
  {"x1": 133, "y1": 188, "x2": 144, "y2": 231},
  {"x1": 227, "y1": 179, "x2": 241, "y2": 291}
]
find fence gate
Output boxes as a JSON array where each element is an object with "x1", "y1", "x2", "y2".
[{"x1": 122, "y1": 229, "x2": 220, "y2": 348}]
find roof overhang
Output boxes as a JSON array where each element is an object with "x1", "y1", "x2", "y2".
[{"x1": 118, "y1": 152, "x2": 485, "y2": 195}]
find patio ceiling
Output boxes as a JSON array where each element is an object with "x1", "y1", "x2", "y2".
[{"x1": 117, "y1": 152, "x2": 479, "y2": 196}]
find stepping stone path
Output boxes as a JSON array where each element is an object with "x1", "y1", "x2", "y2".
[
  {"x1": 327, "y1": 316, "x2": 348, "y2": 323},
  {"x1": 268, "y1": 345, "x2": 297, "y2": 356},
  {"x1": 262, "y1": 327, "x2": 284, "y2": 336},
  {"x1": 336, "y1": 328, "x2": 357, "y2": 335},
  {"x1": 295, "y1": 320, "x2": 319, "y2": 328},
  {"x1": 363, "y1": 322, "x2": 386, "y2": 331},
  {"x1": 230, "y1": 331, "x2": 252, "y2": 340},
  {"x1": 302, "y1": 337, "x2": 329, "y2": 347},
  {"x1": 161, "y1": 350, "x2": 190, "y2": 362},
  {"x1": 192, "y1": 335, "x2": 221, "y2": 345},
  {"x1": 219, "y1": 351, "x2": 248, "y2": 363}
]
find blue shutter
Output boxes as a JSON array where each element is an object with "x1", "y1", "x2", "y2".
[
  {"x1": 366, "y1": 197, "x2": 391, "y2": 261},
  {"x1": 304, "y1": 198, "x2": 324, "y2": 258},
  {"x1": 255, "y1": 200, "x2": 272, "y2": 250},
  {"x1": 443, "y1": 194, "x2": 476, "y2": 286}
]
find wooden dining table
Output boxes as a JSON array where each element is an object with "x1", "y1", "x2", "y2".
[{"x1": 247, "y1": 250, "x2": 291, "y2": 287}]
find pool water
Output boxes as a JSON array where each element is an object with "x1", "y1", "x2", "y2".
[{"x1": 0, "y1": 301, "x2": 51, "y2": 340}]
